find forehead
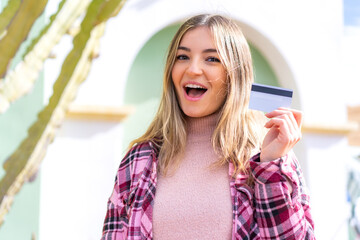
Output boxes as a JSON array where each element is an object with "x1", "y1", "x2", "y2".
[{"x1": 179, "y1": 26, "x2": 216, "y2": 49}]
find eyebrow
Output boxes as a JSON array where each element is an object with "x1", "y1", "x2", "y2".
[{"x1": 178, "y1": 46, "x2": 217, "y2": 53}]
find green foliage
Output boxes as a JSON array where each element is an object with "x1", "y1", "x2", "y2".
[
  {"x1": 96, "y1": 0, "x2": 126, "y2": 24},
  {"x1": 0, "y1": 0, "x2": 21, "y2": 37},
  {"x1": 0, "y1": 0, "x2": 102, "y2": 203},
  {"x1": 0, "y1": 0, "x2": 93, "y2": 113},
  {"x1": 22, "y1": 0, "x2": 67, "y2": 58},
  {"x1": 0, "y1": 0, "x2": 48, "y2": 78},
  {"x1": 0, "y1": 0, "x2": 127, "y2": 227}
]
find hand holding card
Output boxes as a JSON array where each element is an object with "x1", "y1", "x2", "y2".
[
  {"x1": 260, "y1": 108, "x2": 303, "y2": 162},
  {"x1": 248, "y1": 83, "x2": 302, "y2": 162}
]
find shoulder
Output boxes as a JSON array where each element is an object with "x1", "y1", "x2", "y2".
[
  {"x1": 119, "y1": 141, "x2": 157, "y2": 169},
  {"x1": 116, "y1": 141, "x2": 158, "y2": 192}
]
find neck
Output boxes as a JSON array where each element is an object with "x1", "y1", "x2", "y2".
[{"x1": 185, "y1": 112, "x2": 219, "y2": 143}]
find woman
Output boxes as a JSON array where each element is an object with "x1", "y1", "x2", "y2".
[{"x1": 101, "y1": 14, "x2": 315, "y2": 239}]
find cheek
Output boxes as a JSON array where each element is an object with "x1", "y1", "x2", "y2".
[
  {"x1": 214, "y1": 72, "x2": 228, "y2": 96},
  {"x1": 217, "y1": 85, "x2": 228, "y2": 103},
  {"x1": 171, "y1": 68, "x2": 182, "y2": 97},
  {"x1": 171, "y1": 64, "x2": 181, "y2": 84}
]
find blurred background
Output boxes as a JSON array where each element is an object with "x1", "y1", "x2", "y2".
[{"x1": 0, "y1": 0, "x2": 360, "y2": 239}]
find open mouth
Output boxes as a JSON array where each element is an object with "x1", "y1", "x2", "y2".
[{"x1": 184, "y1": 83, "x2": 208, "y2": 98}]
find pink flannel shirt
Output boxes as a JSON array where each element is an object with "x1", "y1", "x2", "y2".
[{"x1": 101, "y1": 141, "x2": 315, "y2": 239}]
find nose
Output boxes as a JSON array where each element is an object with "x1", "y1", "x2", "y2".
[{"x1": 186, "y1": 59, "x2": 203, "y2": 77}]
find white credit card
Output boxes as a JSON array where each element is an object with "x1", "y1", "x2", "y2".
[{"x1": 248, "y1": 83, "x2": 293, "y2": 113}]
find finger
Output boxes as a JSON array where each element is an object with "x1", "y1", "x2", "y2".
[
  {"x1": 265, "y1": 115, "x2": 301, "y2": 142},
  {"x1": 280, "y1": 111, "x2": 299, "y2": 134},
  {"x1": 264, "y1": 117, "x2": 294, "y2": 143},
  {"x1": 265, "y1": 110, "x2": 295, "y2": 129},
  {"x1": 266, "y1": 108, "x2": 303, "y2": 128},
  {"x1": 265, "y1": 108, "x2": 290, "y2": 119},
  {"x1": 265, "y1": 116, "x2": 291, "y2": 132},
  {"x1": 284, "y1": 112, "x2": 302, "y2": 141},
  {"x1": 278, "y1": 107, "x2": 303, "y2": 127}
]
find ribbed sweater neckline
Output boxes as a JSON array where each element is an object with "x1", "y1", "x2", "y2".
[{"x1": 185, "y1": 112, "x2": 219, "y2": 143}]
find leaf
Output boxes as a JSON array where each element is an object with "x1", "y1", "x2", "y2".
[
  {"x1": 0, "y1": 0, "x2": 21, "y2": 38},
  {"x1": 0, "y1": 0, "x2": 49, "y2": 78},
  {"x1": 0, "y1": 0, "x2": 91, "y2": 114},
  {"x1": 0, "y1": 0, "x2": 127, "y2": 227},
  {"x1": 22, "y1": 0, "x2": 68, "y2": 58},
  {"x1": 96, "y1": 0, "x2": 126, "y2": 25}
]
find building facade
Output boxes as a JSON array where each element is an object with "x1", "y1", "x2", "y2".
[{"x1": 1, "y1": 0, "x2": 360, "y2": 239}]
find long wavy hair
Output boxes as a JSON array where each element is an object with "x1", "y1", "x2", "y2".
[{"x1": 129, "y1": 14, "x2": 265, "y2": 177}]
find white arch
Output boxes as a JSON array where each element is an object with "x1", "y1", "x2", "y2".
[{"x1": 236, "y1": 21, "x2": 301, "y2": 110}]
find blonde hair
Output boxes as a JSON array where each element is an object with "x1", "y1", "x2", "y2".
[{"x1": 129, "y1": 14, "x2": 265, "y2": 177}]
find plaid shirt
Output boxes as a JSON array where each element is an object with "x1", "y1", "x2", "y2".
[{"x1": 101, "y1": 141, "x2": 315, "y2": 240}]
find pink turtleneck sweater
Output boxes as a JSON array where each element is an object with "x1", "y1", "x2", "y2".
[{"x1": 153, "y1": 113, "x2": 232, "y2": 240}]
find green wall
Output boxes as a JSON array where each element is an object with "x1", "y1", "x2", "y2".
[
  {"x1": 250, "y1": 43, "x2": 278, "y2": 87},
  {"x1": 0, "y1": 0, "x2": 44, "y2": 238},
  {"x1": 123, "y1": 23, "x2": 279, "y2": 150},
  {"x1": 122, "y1": 24, "x2": 179, "y2": 150}
]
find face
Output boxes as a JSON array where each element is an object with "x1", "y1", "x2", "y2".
[{"x1": 171, "y1": 26, "x2": 227, "y2": 118}]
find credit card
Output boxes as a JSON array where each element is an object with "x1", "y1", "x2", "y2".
[{"x1": 248, "y1": 83, "x2": 293, "y2": 113}]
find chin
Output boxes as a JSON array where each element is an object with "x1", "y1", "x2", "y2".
[{"x1": 182, "y1": 110, "x2": 208, "y2": 118}]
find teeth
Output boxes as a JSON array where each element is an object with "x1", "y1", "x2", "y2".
[{"x1": 185, "y1": 84, "x2": 206, "y2": 89}]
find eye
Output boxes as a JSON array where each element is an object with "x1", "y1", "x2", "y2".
[
  {"x1": 206, "y1": 57, "x2": 221, "y2": 63},
  {"x1": 176, "y1": 55, "x2": 189, "y2": 60}
]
